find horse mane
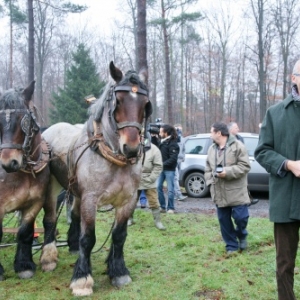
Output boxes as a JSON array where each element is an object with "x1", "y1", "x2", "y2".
[
  {"x1": 88, "y1": 82, "x2": 113, "y2": 122},
  {"x1": 0, "y1": 87, "x2": 25, "y2": 110}
]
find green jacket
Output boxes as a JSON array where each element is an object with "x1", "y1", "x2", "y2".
[
  {"x1": 255, "y1": 94, "x2": 300, "y2": 222},
  {"x1": 139, "y1": 143, "x2": 162, "y2": 190},
  {"x1": 205, "y1": 134, "x2": 250, "y2": 207}
]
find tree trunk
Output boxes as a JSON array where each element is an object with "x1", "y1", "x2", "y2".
[
  {"x1": 28, "y1": 0, "x2": 35, "y2": 84},
  {"x1": 9, "y1": 0, "x2": 13, "y2": 88},
  {"x1": 161, "y1": 0, "x2": 173, "y2": 124},
  {"x1": 137, "y1": 0, "x2": 148, "y2": 82},
  {"x1": 258, "y1": 0, "x2": 266, "y2": 122}
]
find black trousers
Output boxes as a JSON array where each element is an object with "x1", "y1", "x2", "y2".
[{"x1": 274, "y1": 222, "x2": 300, "y2": 300}]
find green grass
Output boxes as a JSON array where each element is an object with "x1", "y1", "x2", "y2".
[{"x1": 1, "y1": 209, "x2": 297, "y2": 299}]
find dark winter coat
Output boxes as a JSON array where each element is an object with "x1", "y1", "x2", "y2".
[
  {"x1": 255, "y1": 94, "x2": 300, "y2": 222},
  {"x1": 159, "y1": 137, "x2": 179, "y2": 171}
]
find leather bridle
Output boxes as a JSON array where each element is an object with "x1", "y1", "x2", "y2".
[
  {"x1": 105, "y1": 84, "x2": 151, "y2": 133},
  {"x1": 0, "y1": 107, "x2": 40, "y2": 158}
]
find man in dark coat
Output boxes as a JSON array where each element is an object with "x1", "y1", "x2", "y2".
[
  {"x1": 157, "y1": 124, "x2": 179, "y2": 213},
  {"x1": 255, "y1": 59, "x2": 300, "y2": 300}
]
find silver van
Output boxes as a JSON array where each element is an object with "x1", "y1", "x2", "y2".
[{"x1": 179, "y1": 133, "x2": 269, "y2": 198}]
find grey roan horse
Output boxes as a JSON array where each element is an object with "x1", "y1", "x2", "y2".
[
  {"x1": 42, "y1": 61, "x2": 152, "y2": 296},
  {"x1": 0, "y1": 82, "x2": 58, "y2": 281}
]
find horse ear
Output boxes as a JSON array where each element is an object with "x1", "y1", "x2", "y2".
[
  {"x1": 138, "y1": 68, "x2": 148, "y2": 84},
  {"x1": 22, "y1": 80, "x2": 35, "y2": 102},
  {"x1": 109, "y1": 61, "x2": 123, "y2": 83}
]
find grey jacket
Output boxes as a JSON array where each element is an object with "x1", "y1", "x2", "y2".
[
  {"x1": 139, "y1": 143, "x2": 162, "y2": 190},
  {"x1": 205, "y1": 134, "x2": 251, "y2": 207}
]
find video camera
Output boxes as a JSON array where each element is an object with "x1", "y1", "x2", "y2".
[{"x1": 148, "y1": 118, "x2": 164, "y2": 135}]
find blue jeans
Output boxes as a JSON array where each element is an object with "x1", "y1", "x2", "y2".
[
  {"x1": 174, "y1": 167, "x2": 183, "y2": 198},
  {"x1": 216, "y1": 205, "x2": 249, "y2": 251},
  {"x1": 157, "y1": 170, "x2": 175, "y2": 210}
]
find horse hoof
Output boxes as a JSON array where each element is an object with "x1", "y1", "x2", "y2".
[
  {"x1": 40, "y1": 242, "x2": 58, "y2": 272},
  {"x1": 70, "y1": 275, "x2": 94, "y2": 296},
  {"x1": 111, "y1": 275, "x2": 132, "y2": 287},
  {"x1": 18, "y1": 270, "x2": 34, "y2": 279},
  {"x1": 42, "y1": 262, "x2": 57, "y2": 272}
]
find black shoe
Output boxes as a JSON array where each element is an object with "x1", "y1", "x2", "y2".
[
  {"x1": 239, "y1": 238, "x2": 248, "y2": 250},
  {"x1": 248, "y1": 198, "x2": 259, "y2": 206}
]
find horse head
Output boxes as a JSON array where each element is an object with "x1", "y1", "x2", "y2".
[
  {"x1": 0, "y1": 81, "x2": 41, "y2": 172},
  {"x1": 90, "y1": 62, "x2": 152, "y2": 161},
  {"x1": 109, "y1": 62, "x2": 152, "y2": 158}
]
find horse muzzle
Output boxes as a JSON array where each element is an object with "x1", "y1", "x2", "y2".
[
  {"x1": 122, "y1": 143, "x2": 142, "y2": 159},
  {"x1": 0, "y1": 149, "x2": 24, "y2": 173},
  {"x1": 119, "y1": 127, "x2": 142, "y2": 159}
]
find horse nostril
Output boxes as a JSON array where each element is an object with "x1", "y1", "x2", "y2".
[
  {"x1": 123, "y1": 144, "x2": 140, "y2": 158},
  {"x1": 11, "y1": 159, "x2": 19, "y2": 169},
  {"x1": 2, "y1": 159, "x2": 20, "y2": 173}
]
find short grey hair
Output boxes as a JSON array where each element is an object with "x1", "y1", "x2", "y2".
[{"x1": 227, "y1": 122, "x2": 237, "y2": 130}]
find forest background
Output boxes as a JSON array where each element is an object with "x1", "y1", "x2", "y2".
[{"x1": 0, "y1": 0, "x2": 299, "y2": 135}]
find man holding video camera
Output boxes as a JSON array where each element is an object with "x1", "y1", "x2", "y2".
[
  {"x1": 204, "y1": 122, "x2": 251, "y2": 254},
  {"x1": 157, "y1": 124, "x2": 180, "y2": 213}
]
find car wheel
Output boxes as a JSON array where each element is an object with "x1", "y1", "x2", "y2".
[{"x1": 184, "y1": 172, "x2": 209, "y2": 198}]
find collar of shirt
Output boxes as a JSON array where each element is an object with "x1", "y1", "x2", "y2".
[{"x1": 161, "y1": 135, "x2": 171, "y2": 143}]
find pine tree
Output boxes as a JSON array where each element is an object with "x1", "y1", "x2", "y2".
[{"x1": 50, "y1": 43, "x2": 105, "y2": 124}]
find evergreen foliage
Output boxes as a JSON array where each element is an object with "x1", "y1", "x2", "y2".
[{"x1": 50, "y1": 44, "x2": 105, "y2": 124}]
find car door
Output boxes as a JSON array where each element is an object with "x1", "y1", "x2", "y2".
[{"x1": 180, "y1": 136, "x2": 211, "y2": 197}]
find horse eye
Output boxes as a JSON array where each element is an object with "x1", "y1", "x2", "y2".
[{"x1": 116, "y1": 98, "x2": 121, "y2": 106}]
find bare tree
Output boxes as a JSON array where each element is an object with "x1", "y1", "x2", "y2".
[
  {"x1": 136, "y1": 0, "x2": 148, "y2": 82},
  {"x1": 271, "y1": 0, "x2": 300, "y2": 99},
  {"x1": 250, "y1": 0, "x2": 268, "y2": 122}
]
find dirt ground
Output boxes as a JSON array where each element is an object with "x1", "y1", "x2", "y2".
[{"x1": 137, "y1": 192, "x2": 270, "y2": 218}]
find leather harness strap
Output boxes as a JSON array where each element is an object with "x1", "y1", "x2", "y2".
[{"x1": 20, "y1": 139, "x2": 50, "y2": 175}]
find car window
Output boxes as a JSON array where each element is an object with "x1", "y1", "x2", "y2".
[
  {"x1": 243, "y1": 137, "x2": 258, "y2": 157},
  {"x1": 185, "y1": 138, "x2": 209, "y2": 155}
]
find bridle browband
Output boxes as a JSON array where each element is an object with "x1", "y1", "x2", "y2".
[{"x1": 114, "y1": 85, "x2": 148, "y2": 96}]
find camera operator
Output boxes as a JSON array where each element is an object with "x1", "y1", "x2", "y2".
[
  {"x1": 149, "y1": 126, "x2": 160, "y2": 147},
  {"x1": 148, "y1": 118, "x2": 163, "y2": 147},
  {"x1": 204, "y1": 122, "x2": 251, "y2": 255},
  {"x1": 157, "y1": 124, "x2": 179, "y2": 213}
]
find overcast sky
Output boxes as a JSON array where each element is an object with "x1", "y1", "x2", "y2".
[{"x1": 70, "y1": 0, "x2": 121, "y2": 35}]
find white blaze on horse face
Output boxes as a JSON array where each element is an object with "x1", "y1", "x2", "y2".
[{"x1": 130, "y1": 92, "x2": 137, "y2": 99}]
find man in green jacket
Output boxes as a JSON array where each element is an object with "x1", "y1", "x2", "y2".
[
  {"x1": 205, "y1": 122, "x2": 251, "y2": 254},
  {"x1": 255, "y1": 59, "x2": 300, "y2": 300},
  {"x1": 128, "y1": 134, "x2": 166, "y2": 230}
]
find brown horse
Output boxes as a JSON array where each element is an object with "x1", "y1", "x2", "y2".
[
  {"x1": 0, "y1": 82, "x2": 58, "y2": 281},
  {"x1": 42, "y1": 61, "x2": 151, "y2": 296}
]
